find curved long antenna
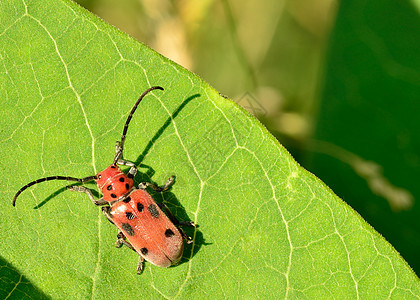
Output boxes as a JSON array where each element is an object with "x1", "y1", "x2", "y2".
[
  {"x1": 12, "y1": 175, "x2": 97, "y2": 206},
  {"x1": 113, "y1": 86, "x2": 164, "y2": 164}
]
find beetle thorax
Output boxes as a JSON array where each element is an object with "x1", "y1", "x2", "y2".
[{"x1": 96, "y1": 165, "x2": 134, "y2": 202}]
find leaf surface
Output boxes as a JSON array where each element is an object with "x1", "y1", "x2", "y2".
[{"x1": 0, "y1": 0, "x2": 418, "y2": 298}]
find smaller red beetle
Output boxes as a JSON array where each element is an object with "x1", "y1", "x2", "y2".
[{"x1": 13, "y1": 86, "x2": 195, "y2": 274}]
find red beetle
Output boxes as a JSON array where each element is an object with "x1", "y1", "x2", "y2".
[{"x1": 13, "y1": 86, "x2": 195, "y2": 274}]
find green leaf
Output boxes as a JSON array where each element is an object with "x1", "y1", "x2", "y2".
[
  {"x1": 0, "y1": 0, "x2": 418, "y2": 299},
  {"x1": 0, "y1": 256, "x2": 49, "y2": 299}
]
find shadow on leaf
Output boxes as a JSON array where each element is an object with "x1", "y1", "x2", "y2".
[
  {"x1": 134, "y1": 93, "x2": 201, "y2": 165},
  {"x1": 0, "y1": 256, "x2": 50, "y2": 299}
]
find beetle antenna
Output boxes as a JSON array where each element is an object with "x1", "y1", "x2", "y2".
[
  {"x1": 114, "y1": 86, "x2": 164, "y2": 165},
  {"x1": 12, "y1": 175, "x2": 97, "y2": 206}
]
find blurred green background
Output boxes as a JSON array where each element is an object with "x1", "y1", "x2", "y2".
[{"x1": 74, "y1": 0, "x2": 420, "y2": 275}]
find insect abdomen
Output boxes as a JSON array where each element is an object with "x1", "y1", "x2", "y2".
[{"x1": 110, "y1": 189, "x2": 184, "y2": 267}]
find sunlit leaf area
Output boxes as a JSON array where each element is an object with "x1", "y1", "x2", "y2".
[{"x1": 1, "y1": 0, "x2": 419, "y2": 298}]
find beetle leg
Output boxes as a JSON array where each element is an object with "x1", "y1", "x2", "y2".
[
  {"x1": 115, "y1": 231, "x2": 137, "y2": 251},
  {"x1": 114, "y1": 141, "x2": 137, "y2": 178},
  {"x1": 116, "y1": 158, "x2": 137, "y2": 179},
  {"x1": 67, "y1": 185, "x2": 107, "y2": 206},
  {"x1": 115, "y1": 230, "x2": 144, "y2": 274},
  {"x1": 177, "y1": 226, "x2": 194, "y2": 244},
  {"x1": 138, "y1": 176, "x2": 175, "y2": 192},
  {"x1": 116, "y1": 158, "x2": 136, "y2": 168},
  {"x1": 137, "y1": 256, "x2": 145, "y2": 275},
  {"x1": 115, "y1": 231, "x2": 125, "y2": 248},
  {"x1": 179, "y1": 227, "x2": 194, "y2": 244}
]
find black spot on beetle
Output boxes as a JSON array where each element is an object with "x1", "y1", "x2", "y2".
[
  {"x1": 98, "y1": 175, "x2": 102, "y2": 179},
  {"x1": 126, "y1": 212, "x2": 135, "y2": 220},
  {"x1": 148, "y1": 204, "x2": 159, "y2": 218},
  {"x1": 111, "y1": 193, "x2": 117, "y2": 198},
  {"x1": 107, "y1": 185, "x2": 112, "y2": 190},
  {"x1": 165, "y1": 229, "x2": 175, "y2": 237},
  {"x1": 111, "y1": 166, "x2": 116, "y2": 169},
  {"x1": 137, "y1": 202, "x2": 144, "y2": 212},
  {"x1": 125, "y1": 183, "x2": 130, "y2": 190},
  {"x1": 123, "y1": 196, "x2": 131, "y2": 203},
  {"x1": 122, "y1": 223, "x2": 135, "y2": 236},
  {"x1": 140, "y1": 248, "x2": 148, "y2": 255},
  {"x1": 119, "y1": 177, "x2": 124, "y2": 182}
]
